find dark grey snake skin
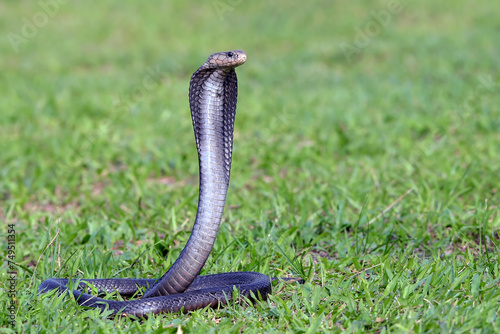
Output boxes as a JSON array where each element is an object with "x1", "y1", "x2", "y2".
[{"x1": 39, "y1": 51, "x2": 296, "y2": 317}]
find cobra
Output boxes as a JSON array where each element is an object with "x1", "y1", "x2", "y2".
[{"x1": 39, "y1": 50, "x2": 300, "y2": 317}]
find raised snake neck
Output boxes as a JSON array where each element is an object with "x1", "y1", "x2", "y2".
[{"x1": 38, "y1": 50, "x2": 288, "y2": 317}]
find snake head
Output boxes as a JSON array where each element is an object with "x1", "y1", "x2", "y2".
[{"x1": 203, "y1": 50, "x2": 247, "y2": 70}]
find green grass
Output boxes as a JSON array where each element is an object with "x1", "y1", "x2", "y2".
[{"x1": 1, "y1": 0, "x2": 499, "y2": 332}]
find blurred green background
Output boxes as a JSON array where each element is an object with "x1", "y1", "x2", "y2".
[
  {"x1": 1, "y1": 0, "x2": 499, "y2": 332},
  {"x1": 1, "y1": 0, "x2": 498, "y2": 204}
]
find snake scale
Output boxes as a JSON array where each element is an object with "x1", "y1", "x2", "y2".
[{"x1": 39, "y1": 50, "x2": 299, "y2": 317}]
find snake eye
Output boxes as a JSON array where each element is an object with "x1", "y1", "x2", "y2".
[{"x1": 227, "y1": 51, "x2": 233, "y2": 57}]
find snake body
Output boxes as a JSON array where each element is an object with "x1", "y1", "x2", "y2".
[{"x1": 39, "y1": 51, "x2": 276, "y2": 317}]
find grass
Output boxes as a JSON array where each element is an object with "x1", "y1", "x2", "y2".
[{"x1": 1, "y1": 0, "x2": 499, "y2": 332}]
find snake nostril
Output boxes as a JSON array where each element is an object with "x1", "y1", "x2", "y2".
[{"x1": 227, "y1": 51, "x2": 233, "y2": 57}]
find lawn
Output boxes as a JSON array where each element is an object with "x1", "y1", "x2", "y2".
[{"x1": 1, "y1": 0, "x2": 499, "y2": 332}]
